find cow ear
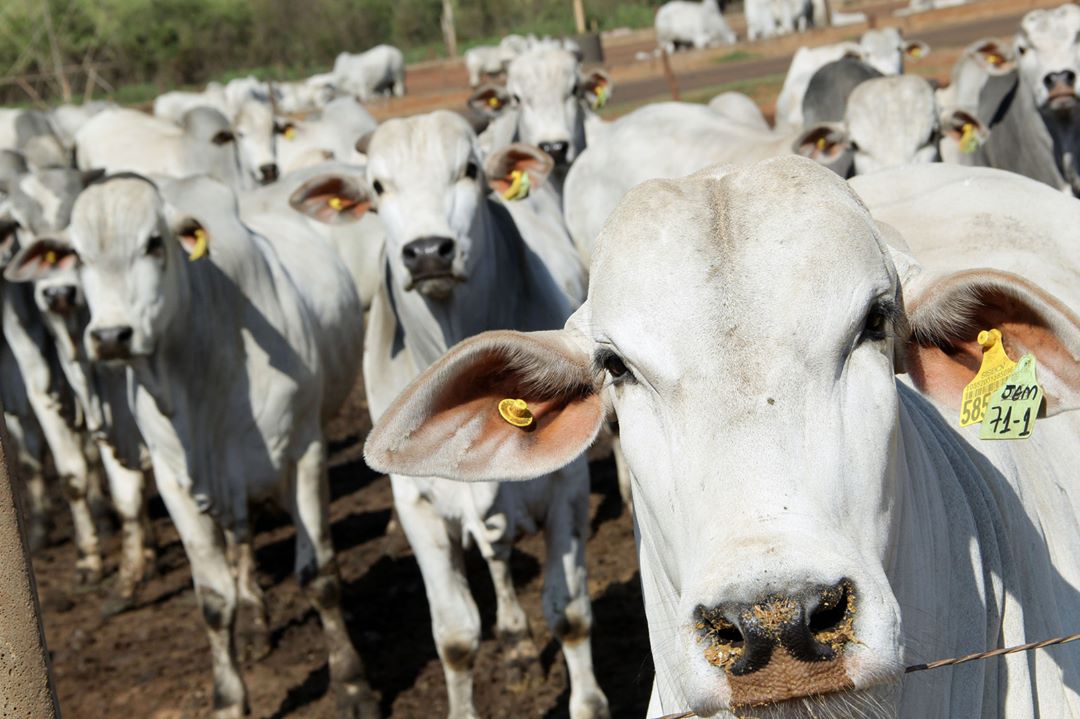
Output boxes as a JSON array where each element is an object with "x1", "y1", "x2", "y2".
[
  {"x1": 793, "y1": 124, "x2": 852, "y2": 168},
  {"x1": 289, "y1": 174, "x2": 373, "y2": 224},
  {"x1": 903, "y1": 40, "x2": 930, "y2": 60},
  {"x1": 354, "y1": 130, "x2": 375, "y2": 158},
  {"x1": 971, "y1": 40, "x2": 1014, "y2": 74},
  {"x1": 577, "y1": 70, "x2": 613, "y2": 110},
  {"x1": 485, "y1": 143, "x2": 554, "y2": 200},
  {"x1": 274, "y1": 121, "x2": 298, "y2": 140},
  {"x1": 171, "y1": 217, "x2": 211, "y2": 261},
  {"x1": 467, "y1": 84, "x2": 512, "y2": 118},
  {"x1": 903, "y1": 269, "x2": 1080, "y2": 416},
  {"x1": 940, "y1": 109, "x2": 988, "y2": 154},
  {"x1": 4, "y1": 237, "x2": 78, "y2": 283},
  {"x1": 364, "y1": 328, "x2": 604, "y2": 481}
]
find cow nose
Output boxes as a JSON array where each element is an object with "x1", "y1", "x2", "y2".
[
  {"x1": 90, "y1": 325, "x2": 134, "y2": 360},
  {"x1": 43, "y1": 285, "x2": 78, "y2": 313},
  {"x1": 402, "y1": 236, "x2": 455, "y2": 277},
  {"x1": 258, "y1": 163, "x2": 279, "y2": 184},
  {"x1": 696, "y1": 580, "x2": 855, "y2": 678},
  {"x1": 1044, "y1": 70, "x2": 1077, "y2": 90},
  {"x1": 538, "y1": 141, "x2": 569, "y2": 164}
]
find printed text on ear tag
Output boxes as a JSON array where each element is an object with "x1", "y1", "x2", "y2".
[
  {"x1": 959, "y1": 123, "x2": 980, "y2": 154},
  {"x1": 979, "y1": 354, "x2": 1041, "y2": 440},
  {"x1": 188, "y1": 228, "x2": 208, "y2": 262},
  {"x1": 498, "y1": 398, "x2": 534, "y2": 428},
  {"x1": 502, "y1": 169, "x2": 530, "y2": 201},
  {"x1": 959, "y1": 329, "x2": 1015, "y2": 427}
]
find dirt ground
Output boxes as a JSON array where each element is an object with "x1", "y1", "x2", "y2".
[{"x1": 27, "y1": 1, "x2": 1065, "y2": 716}]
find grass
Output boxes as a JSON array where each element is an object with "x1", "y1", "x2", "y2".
[{"x1": 713, "y1": 49, "x2": 760, "y2": 64}]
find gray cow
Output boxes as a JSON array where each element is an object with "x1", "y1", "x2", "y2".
[{"x1": 18, "y1": 173, "x2": 378, "y2": 718}]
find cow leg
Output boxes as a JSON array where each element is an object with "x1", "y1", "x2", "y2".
[
  {"x1": 83, "y1": 436, "x2": 115, "y2": 539},
  {"x1": 393, "y1": 476, "x2": 481, "y2": 719},
  {"x1": 99, "y1": 443, "x2": 150, "y2": 617},
  {"x1": 227, "y1": 532, "x2": 271, "y2": 662},
  {"x1": 542, "y1": 461, "x2": 610, "y2": 719},
  {"x1": 156, "y1": 466, "x2": 247, "y2": 718},
  {"x1": 292, "y1": 439, "x2": 379, "y2": 719},
  {"x1": 484, "y1": 543, "x2": 541, "y2": 688}
]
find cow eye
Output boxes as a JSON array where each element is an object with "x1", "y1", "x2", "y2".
[
  {"x1": 464, "y1": 161, "x2": 479, "y2": 180},
  {"x1": 595, "y1": 348, "x2": 632, "y2": 383},
  {"x1": 146, "y1": 234, "x2": 165, "y2": 257},
  {"x1": 511, "y1": 94, "x2": 522, "y2": 105},
  {"x1": 861, "y1": 302, "x2": 893, "y2": 342},
  {"x1": 372, "y1": 179, "x2": 385, "y2": 196}
]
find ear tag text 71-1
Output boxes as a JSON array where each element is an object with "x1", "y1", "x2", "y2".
[
  {"x1": 959, "y1": 329, "x2": 1015, "y2": 427},
  {"x1": 979, "y1": 353, "x2": 1041, "y2": 440}
]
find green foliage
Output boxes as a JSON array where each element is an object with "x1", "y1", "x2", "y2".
[{"x1": 0, "y1": 0, "x2": 664, "y2": 104}]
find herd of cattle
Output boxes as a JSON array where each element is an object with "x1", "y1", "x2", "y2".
[{"x1": 2, "y1": 2, "x2": 1080, "y2": 718}]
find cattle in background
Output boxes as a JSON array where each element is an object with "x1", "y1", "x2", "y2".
[
  {"x1": 934, "y1": 38, "x2": 1013, "y2": 164},
  {"x1": 745, "y1": 0, "x2": 829, "y2": 41},
  {"x1": 290, "y1": 110, "x2": 608, "y2": 719},
  {"x1": 75, "y1": 107, "x2": 249, "y2": 190},
  {"x1": 774, "y1": 28, "x2": 930, "y2": 129},
  {"x1": 333, "y1": 45, "x2": 406, "y2": 101},
  {"x1": 48, "y1": 101, "x2": 114, "y2": 152},
  {"x1": 966, "y1": 4, "x2": 1080, "y2": 196},
  {"x1": 655, "y1": 0, "x2": 737, "y2": 52},
  {"x1": 364, "y1": 155, "x2": 1080, "y2": 719},
  {"x1": 0, "y1": 109, "x2": 69, "y2": 170},
  {"x1": 463, "y1": 35, "x2": 531, "y2": 87},
  {"x1": 273, "y1": 98, "x2": 378, "y2": 176},
  {"x1": 153, "y1": 82, "x2": 230, "y2": 124},
  {"x1": 17, "y1": 173, "x2": 378, "y2": 718}
]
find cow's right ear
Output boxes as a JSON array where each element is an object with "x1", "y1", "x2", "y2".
[
  {"x1": 467, "y1": 84, "x2": 512, "y2": 118},
  {"x1": 941, "y1": 109, "x2": 988, "y2": 154},
  {"x1": 970, "y1": 40, "x2": 1015, "y2": 74},
  {"x1": 903, "y1": 40, "x2": 930, "y2": 60},
  {"x1": 793, "y1": 124, "x2": 853, "y2": 175},
  {"x1": 289, "y1": 174, "x2": 373, "y2": 224},
  {"x1": 485, "y1": 143, "x2": 554, "y2": 200},
  {"x1": 4, "y1": 237, "x2": 78, "y2": 283},
  {"x1": 364, "y1": 328, "x2": 604, "y2": 481}
]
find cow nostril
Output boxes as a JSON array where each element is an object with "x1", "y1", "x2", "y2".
[
  {"x1": 808, "y1": 582, "x2": 853, "y2": 638},
  {"x1": 437, "y1": 239, "x2": 455, "y2": 258},
  {"x1": 402, "y1": 246, "x2": 418, "y2": 261},
  {"x1": 117, "y1": 326, "x2": 134, "y2": 343}
]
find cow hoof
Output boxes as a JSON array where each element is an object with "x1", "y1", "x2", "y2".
[
  {"x1": 100, "y1": 591, "x2": 136, "y2": 619},
  {"x1": 72, "y1": 566, "x2": 104, "y2": 592},
  {"x1": 335, "y1": 681, "x2": 381, "y2": 719},
  {"x1": 500, "y1": 634, "x2": 542, "y2": 691},
  {"x1": 571, "y1": 692, "x2": 611, "y2": 719},
  {"x1": 237, "y1": 625, "x2": 272, "y2": 663}
]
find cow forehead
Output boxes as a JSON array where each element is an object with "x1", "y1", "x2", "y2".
[
  {"x1": 367, "y1": 112, "x2": 474, "y2": 181},
  {"x1": 508, "y1": 49, "x2": 577, "y2": 92},
  {"x1": 847, "y1": 76, "x2": 936, "y2": 144},
  {"x1": 1023, "y1": 5, "x2": 1080, "y2": 47},
  {"x1": 71, "y1": 177, "x2": 161, "y2": 254},
  {"x1": 589, "y1": 158, "x2": 891, "y2": 363}
]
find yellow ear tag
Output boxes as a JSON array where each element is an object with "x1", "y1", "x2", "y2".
[
  {"x1": 959, "y1": 123, "x2": 980, "y2": 154},
  {"x1": 979, "y1": 353, "x2": 1041, "y2": 440},
  {"x1": 959, "y1": 329, "x2": 1016, "y2": 427},
  {"x1": 283, "y1": 126, "x2": 296, "y2": 141},
  {"x1": 328, "y1": 196, "x2": 345, "y2": 211},
  {"x1": 593, "y1": 83, "x2": 608, "y2": 110},
  {"x1": 816, "y1": 136, "x2": 828, "y2": 150},
  {"x1": 498, "y1": 398, "x2": 534, "y2": 428},
  {"x1": 987, "y1": 53, "x2": 1003, "y2": 66},
  {"x1": 502, "y1": 169, "x2": 531, "y2": 201},
  {"x1": 188, "y1": 228, "x2": 208, "y2": 262},
  {"x1": 487, "y1": 96, "x2": 501, "y2": 109},
  {"x1": 909, "y1": 46, "x2": 924, "y2": 59},
  {"x1": 44, "y1": 250, "x2": 57, "y2": 265}
]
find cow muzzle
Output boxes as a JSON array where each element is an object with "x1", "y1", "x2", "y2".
[
  {"x1": 43, "y1": 285, "x2": 79, "y2": 315},
  {"x1": 538, "y1": 141, "x2": 570, "y2": 165},
  {"x1": 402, "y1": 236, "x2": 460, "y2": 299},
  {"x1": 695, "y1": 580, "x2": 856, "y2": 708},
  {"x1": 1043, "y1": 71, "x2": 1077, "y2": 112},
  {"x1": 258, "y1": 163, "x2": 280, "y2": 184},
  {"x1": 89, "y1": 325, "x2": 135, "y2": 361}
]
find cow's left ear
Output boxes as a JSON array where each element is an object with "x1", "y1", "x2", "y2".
[
  {"x1": 577, "y1": 70, "x2": 613, "y2": 110},
  {"x1": 793, "y1": 124, "x2": 854, "y2": 176},
  {"x1": 289, "y1": 174, "x2": 374, "y2": 224},
  {"x1": 364, "y1": 328, "x2": 604, "y2": 481},
  {"x1": 940, "y1": 109, "x2": 988, "y2": 154},
  {"x1": 903, "y1": 40, "x2": 930, "y2": 60},
  {"x1": 485, "y1": 143, "x2": 554, "y2": 200},
  {"x1": 970, "y1": 40, "x2": 1015, "y2": 74},
  {"x1": 4, "y1": 237, "x2": 78, "y2": 283},
  {"x1": 172, "y1": 217, "x2": 211, "y2": 261},
  {"x1": 468, "y1": 84, "x2": 512, "y2": 118},
  {"x1": 903, "y1": 269, "x2": 1080, "y2": 415}
]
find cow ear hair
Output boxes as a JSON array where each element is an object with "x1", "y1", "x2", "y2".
[
  {"x1": 289, "y1": 174, "x2": 373, "y2": 224},
  {"x1": 364, "y1": 327, "x2": 604, "y2": 481},
  {"x1": 902, "y1": 269, "x2": 1080, "y2": 416},
  {"x1": 484, "y1": 143, "x2": 554, "y2": 199},
  {"x1": 4, "y1": 236, "x2": 77, "y2": 283}
]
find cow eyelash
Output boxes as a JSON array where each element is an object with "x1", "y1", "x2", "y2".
[
  {"x1": 593, "y1": 348, "x2": 634, "y2": 385},
  {"x1": 860, "y1": 299, "x2": 899, "y2": 343}
]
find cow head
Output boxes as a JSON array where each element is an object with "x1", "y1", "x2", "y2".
[
  {"x1": 1015, "y1": 4, "x2": 1080, "y2": 113},
  {"x1": 505, "y1": 47, "x2": 610, "y2": 166},
  {"x1": 178, "y1": 107, "x2": 249, "y2": 190},
  {"x1": 858, "y1": 27, "x2": 929, "y2": 76},
  {"x1": 233, "y1": 99, "x2": 280, "y2": 185},
  {"x1": 362, "y1": 156, "x2": 1080, "y2": 716},
  {"x1": 289, "y1": 111, "x2": 552, "y2": 302}
]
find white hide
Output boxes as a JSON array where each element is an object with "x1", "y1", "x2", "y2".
[{"x1": 655, "y1": 0, "x2": 737, "y2": 52}]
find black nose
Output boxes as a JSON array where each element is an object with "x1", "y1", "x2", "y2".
[
  {"x1": 695, "y1": 581, "x2": 855, "y2": 676},
  {"x1": 258, "y1": 163, "x2": 279, "y2": 183},
  {"x1": 1044, "y1": 70, "x2": 1077, "y2": 90},
  {"x1": 538, "y1": 141, "x2": 569, "y2": 164},
  {"x1": 90, "y1": 325, "x2": 134, "y2": 360},
  {"x1": 402, "y1": 236, "x2": 455, "y2": 277},
  {"x1": 43, "y1": 285, "x2": 78, "y2": 313}
]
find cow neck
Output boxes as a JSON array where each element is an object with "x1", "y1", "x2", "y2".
[{"x1": 387, "y1": 199, "x2": 523, "y2": 370}]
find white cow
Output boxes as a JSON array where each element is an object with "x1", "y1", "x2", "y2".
[
  {"x1": 745, "y1": 0, "x2": 828, "y2": 41},
  {"x1": 153, "y1": 82, "x2": 230, "y2": 123},
  {"x1": 463, "y1": 35, "x2": 529, "y2": 87},
  {"x1": 273, "y1": 98, "x2": 377, "y2": 176},
  {"x1": 75, "y1": 107, "x2": 249, "y2": 190},
  {"x1": 48, "y1": 101, "x2": 114, "y2": 151},
  {"x1": 774, "y1": 28, "x2": 930, "y2": 129},
  {"x1": 655, "y1": 0, "x2": 737, "y2": 52},
  {"x1": 275, "y1": 77, "x2": 337, "y2": 114},
  {"x1": 332, "y1": 44, "x2": 406, "y2": 101},
  {"x1": 289, "y1": 110, "x2": 609, "y2": 719},
  {"x1": 17, "y1": 173, "x2": 378, "y2": 718},
  {"x1": 364, "y1": 155, "x2": 1080, "y2": 719},
  {"x1": 0, "y1": 109, "x2": 69, "y2": 170}
]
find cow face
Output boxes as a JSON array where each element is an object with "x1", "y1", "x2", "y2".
[
  {"x1": 506, "y1": 48, "x2": 605, "y2": 166},
  {"x1": 233, "y1": 99, "x2": 280, "y2": 185},
  {"x1": 1016, "y1": 4, "x2": 1080, "y2": 112},
  {"x1": 363, "y1": 156, "x2": 1080, "y2": 715}
]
